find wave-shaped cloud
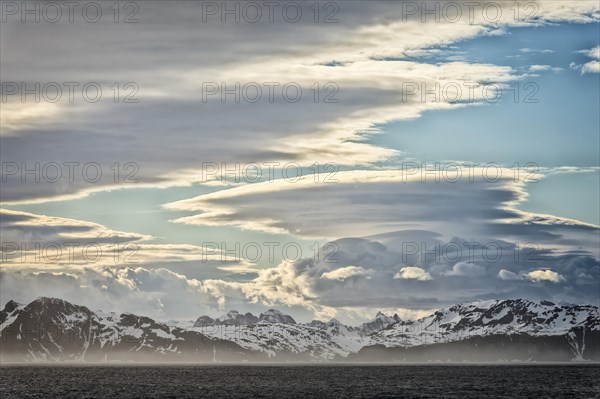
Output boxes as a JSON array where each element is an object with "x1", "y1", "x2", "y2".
[
  {"x1": 164, "y1": 168, "x2": 598, "y2": 253},
  {"x1": 2, "y1": 1, "x2": 598, "y2": 203}
]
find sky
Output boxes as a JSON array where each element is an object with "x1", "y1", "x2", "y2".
[{"x1": 1, "y1": 0, "x2": 599, "y2": 325}]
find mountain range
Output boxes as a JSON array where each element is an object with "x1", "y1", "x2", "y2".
[{"x1": 1, "y1": 297, "x2": 598, "y2": 363}]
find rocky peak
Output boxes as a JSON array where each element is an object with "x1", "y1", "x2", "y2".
[
  {"x1": 193, "y1": 315, "x2": 215, "y2": 327},
  {"x1": 215, "y1": 310, "x2": 258, "y2": 325},
  {"x1": 306, "y1": 320, "x2": 327, "y2": 329},
  {"x1": 259, "y1": 309, "x2": 296, "y2": 324},
  {"x1": 358, "y1": 311, "x2": 401, "y2": 335},
  {"x1": 2, "y1": 300, "x2": 21, "y2": 314},
  {"x1": 0, "y1": 300, "x2": 23, "y2": 325}
]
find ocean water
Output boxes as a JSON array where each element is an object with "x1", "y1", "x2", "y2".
[{"x1": 1, "y1": 364, "x2": 599, "y2": 398}]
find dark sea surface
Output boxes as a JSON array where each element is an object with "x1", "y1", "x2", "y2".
[{"x1": 1, "y1": 364, "x2": 599, "y2": 399}]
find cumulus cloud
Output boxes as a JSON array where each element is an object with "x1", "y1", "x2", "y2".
[
  {"x1": 239, "y1": 236, "x2": 598, "y2": 312},
  {"x1": 394, "y1": 267, "x2": 433, "y2": 281},
  {"x1": 321, "y1": 266, "x2": 372, "y2": 281},
  {"x1": 526, "y1": 269, "x2": 565, "y2": 283},
  {"x1": 581, "y1": 61, "x2": 600, "y2": 74},
  {"x1": 497, "y1": 269, "x2": 565, "y2": 283},
  {"x1": 497, "y1": 269, "x2": 524, "y2": 280},
  {"x1": 580, "y1": 46, "x2": 600, "y2": 60},
  {"x1": 444, "y1": 262, "x2": 487, "y2": 277},
  {"x1": 1, "y1": 234, "x2": 598, "y2": 322},
  {"x1": 0, "y1": 265, "x2": 435, "y2": 324},
  {"x1": 571, "y1": 46, "x2": 600, "y2": 74},
  {"x1": 0, "y1": 267, "x2": 220, "y2": 320}
]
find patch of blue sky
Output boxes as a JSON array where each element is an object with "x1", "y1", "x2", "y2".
[
  {"x1": 371, "y1": 22, "x2": 599, "y2": 224},
  {"x1": 2, "y1": 185, "x2": 323, "y2": 271}
]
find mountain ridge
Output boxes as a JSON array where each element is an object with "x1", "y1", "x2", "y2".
[{"x1": 1, "y1": 297, "x2": 599, "y2": 362}]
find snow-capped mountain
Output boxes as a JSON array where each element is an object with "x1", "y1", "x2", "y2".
[
  {"x1": 368, "y1": 299, "x2": 599, "y2": 348},
  {"x1": 258, "y1": 309, "x2": 297, "y2": 324},
  {"x1": 194, "y1": 310, "x2": 260, "y2": 327},
  {"x1": 1, "y1": 297, "x2": 598, "y2": 362},
  {"x1": 0, "y1": 297, "x2": 257, "y2": 363},
  {"x1": 189, "y1": 309, "x2": 360, "y2": 359},
  {"x1": 358, "y1": 311, "x2": 401, "y2": 335},
  {"x1": 355, "y1": 299, "x2": 600, "y2": 362}
]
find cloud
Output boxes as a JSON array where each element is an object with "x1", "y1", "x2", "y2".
[
  {"x1": 497, "y1": 269, "x2": 523, "y2": 280},
  {"x1": 528, "y1": 65, "x2": 562, "y2": 72},
  {"x1": 520, "y1": 48, "x2": 554, "y2": 54},
  {"x1": 529, "y1": 64, "x2": 551, "y2": 71},
  {"x1": 0, "y1": 264, "x2": 434, "y2": 324},
  {"x1": 444, "y1": 262, "x2": 487, "y2": 277},
  {"x1": 0, "y1": 208, "x2": 254, "y2": 273},
  {"x1": 0, "y1": 267, "x2": 221, "y2": 320},
  {"x1": 164, "y1": 168, "x2": 524, "y2": 237},
  {"x1": 526, "y1": 269, "x2": 565, "y2": 283},
  {"x1": 498, "y1": 268, "x2": 565, "y2": 283},
  {"x1": 2, "y1": 1, "x2": 599, "y2": 203},
  {"x1": 394, "y1": 267, "x2": 432, "y2": 281},
  {"x1": 1, "y1": 1, "x2": 599, "y2": 321},
  {"x1": 0, "y1": 60, "x2": 518, "y2": 204},
  {"x1": 581, "y1": 61, "x2": 600, "y2": 74},
  {"x1": 0, "y1": 208, "x2": 149, "y2": 245},
  {"x1": 164, "y1": 168, "x2": 599, "y2": 262},
  {"x1": 2, "y1": 234, "x2": 598, "y2": 322},
  {"x1": 571, "y1": 46, "x2": 600, "y2": 74},
  {"x1": 579, "y1": 46, "x2": 600, "y2": 60},
  {"x1": 321, "y1": 266, "x2": 372, "y2": 281}
]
